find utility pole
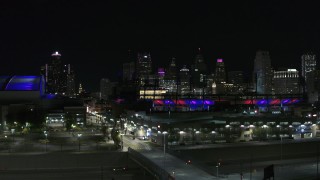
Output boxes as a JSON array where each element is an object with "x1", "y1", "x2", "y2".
[{"x1": 250, "y1": 153, "x2": 252, "y2": 180}]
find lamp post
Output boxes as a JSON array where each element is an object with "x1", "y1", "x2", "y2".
[
  {"x1": 149, "y1": 108, "x2": 152, "y2": 121},
  {"x1": 77, "y1": 133, "x2": 82, "y2": 152},
  {"x1": 163, "y1": 131, "x2": 168, "y2": 169},
  {"x1": 11, "y1": 129, "x2": 15, "y2": 142},
  {"x1": 120, "y1": 133, "x2": 124, "y2": 150},
  {"x1": 5, "y1": 135, "x2": 9, "y2": 152},
  {"x1": 163, "y1": 131, "x2": 168, "y2": 155},
  {"x1": 44, "y1": 131, "x2": 48, "y2": 152},
  {"x1": 216, "y1": 162, "x2": 220, "y2": 178},
  {"x1": 280, "y1": 135, "x2": 283, "y2": 165}
]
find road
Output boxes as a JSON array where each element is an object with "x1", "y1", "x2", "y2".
[{"x1": 122, "y1": 135, "x2": 152, "y2": 151}]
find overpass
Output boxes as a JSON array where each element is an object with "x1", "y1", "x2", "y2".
[{"x1": 128, "y1": 147, "x2": 213, "y2": 180}]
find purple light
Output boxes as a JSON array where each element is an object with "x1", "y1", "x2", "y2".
[
  {"x1": 42, "y1": 94, "x2": 56, "y2": 99},
  {"x1": 282, "y1": 99, "x2": 290, "y2": 104},
  {"x1": 158, "y1": 68, "x2": 165, "y2": 77},
  {"x1": 5, "y1": 76, "x2": 41, "y2": 91},
  {"x1": 257, "y1": 99, "x2": 267, "y2": 105},
  {"x1": 217, "y1": 59, "x2": 223, "y2": 63},
  {"x1": 204, "y1": 100, "x2": 214, "y2": 105},
  {"x1": 164, "y1": 99, "x2": 174, "y2": 105}
]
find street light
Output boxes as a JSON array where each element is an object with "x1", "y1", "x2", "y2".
[
  {"x1": 280, "y1": 135, "x2": 283, "y2": 165},
  {"x1": 44, "y1": 131, "x2": 48, "y2": 152},
  {"x1": 5, "y1": 135, "x2": 9, "y2": 152},
  {"x1": 77, "y1": 133, "x2": 82, "y2": 152},
  {"x1": 11, "y1": 129, "x2": 15, "y2": 142},
  {"x1": 216, "y1": 162, "x2": 220, "y2": 178},
  {"x1": 163, "y1": 131, "x2": 168, "y2": 155},
  {"x1": 149, "y1": 108, "x2": 152, "y2": 121},
  {"x1": 120, "y1": 133, "x2": 124, "y2": 150},
  {"x1": 162, "y1": 131, "x2": 168, "y2": 169}
]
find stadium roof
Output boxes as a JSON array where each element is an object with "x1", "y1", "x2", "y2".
[{"x1": 0, "y1": 75, "x2": 44, "y2": 91}]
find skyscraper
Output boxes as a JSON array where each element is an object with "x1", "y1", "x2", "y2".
[
  {"x1": 41, "y1": 51, "x2": 62, "y2": 94},
  {"x1": 306, "y1": 70, "x2": 320, "y2": 103},
  {"x1": 136, "y1": 52, "x2": 152, "y2": 86},
  {"x1": 273, "y1": 69, "x2": 300, "y2": 94},
  {"x1": 301, "y1": 53, "x2": 317, "y2": 80},
  {"x1": 301, "y1": 52, "x2": 317, "y2": 92},
  {"x1": 123, "y1": 62, "x2": 135, "y2": 82},
  {"x1": 41, "y1": 51, "x2": 76, "y2": 96},
  {"x1": 164, "y1": 58, "x2": 178, "y2": 94},
  {"x1": 100, "y1": 78, "x2": 117, "y2": 100},
  {"x1": 253, "y1": 50, "x2": 273, "y2": 94},
  {"x1": 215, "y1": 58, "x2": 226, "y2": 84},
  {"x1": 66, "y1": 64, "x2": 76, "y2": 97},
  {"x1": 179, "y1": 65, "x2": 191, "y2": 96},
  {"x1": 191, "y1": 49, "x2": 207, "y2": 88},
  {"x1": 166, "y1": 57, "x2": 177, "y2": 80},
  {"x1": 227, "y1": 71, "x2": 244, "y2": 85}
]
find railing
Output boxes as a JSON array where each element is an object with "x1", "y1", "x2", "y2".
[{"x1": 128, "y1": 147, "x2": 172, "y2": 180}]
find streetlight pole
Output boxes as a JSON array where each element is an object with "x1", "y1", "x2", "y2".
[
  {"x1": 317, "y1": 143, "x2": 319, "y2": 179},
  {"x1": 78, "y1": 133, "x2": 82, "y2": 152},
  {"x1": 216, "y1": 162, "x2": 220, "y2": 178},
  {"x1": 45, "y1": 133, "x2": 48, "y2": 152},
  {"x1": 163, "y1": 131, "x2": 167, "y2": 169},
  {"x1": 11, "y1": 129, "x2": 15, "y2": 142},
  {"x1": 281, "y1": 136, "x2": 283, "y2": 165},
  {"x1": 164, "y1": 133, "x2": 166, "y2": 155},
  {"x1": 149, "y1": 108, "x2": 152, "y2": 121},
  {"x1": 120, "y1": 133, "x2": 124, "y2": 150}
]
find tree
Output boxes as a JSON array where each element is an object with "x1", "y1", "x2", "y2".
[
  {"x1": 111, "y1": 128, "x2": 121, "y2": 149},
  {"x1": 65, "y1": 112, "x2": 75, "y2": 131}
]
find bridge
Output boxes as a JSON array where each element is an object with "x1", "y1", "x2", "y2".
[{"x1": 128, "y1": 147, "x2": 213, "y2": 180}]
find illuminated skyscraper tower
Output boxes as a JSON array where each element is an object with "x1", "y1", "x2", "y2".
[
  {"x1": 66, "y1": 64, "x2": 76, "y2": 97},
  {"x1": 136, "y1": 52, "x2": 152, "y2": 86},
  {"x1": 253, "y1": 50, "x2": 273, "y2": 94},
  {"x1": 301, "y1": 52, "x2": 317, "y2": 81},
  {"x1": 163, "y1": 57, "x2": 178, "y2": 94},
  {"x1": 301, "y1": 52, "x2": 317, "y2": 94},
  {"x1": 41, "y1": 51, "x2": 76, "y2": 96},
  {"x1": 191, "y1": 48, "x2": 207, "y2": 88},
  {"x1": 45, "y1": 51, "x2": 63, "y2": 94},
  {"x1": 215, "y1": 59, "x2": 226, "y2": 84},
  {"x1": 179, "y1": 65, "x2": 191, "y2": 95}
]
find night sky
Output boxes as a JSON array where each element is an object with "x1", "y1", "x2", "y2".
[{"x1": 0, "y1": 1, "x2": 320, "y2": 92}]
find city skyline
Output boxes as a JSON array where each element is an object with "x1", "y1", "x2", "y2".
[{"x1": 1, "y1": 1, "x2": 320, "y2": 91}]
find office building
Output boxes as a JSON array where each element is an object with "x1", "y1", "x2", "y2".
[
  {"x1": 215, "y1": 58, "x2": 226, "y2": 84},
  {"x1": 163, "y1": 58, "x2": 178, "y2": 94},
  {"x1": 123, "y1": 62, "x2": 135, "y2": 82},
  {"x1": 100, "y1": 78, "x2": 117, "y2": 100},
  {"x1": 228, "y1": 71, "x2": 244, "y2": 85},
  {"x1": 273, "y1": 69, "x2": 300, "y2": 94},
  {"x1": 191, "y1": 49, "x2": 207, "y2": 88},
  {"x1": 301, "y1": 52, "x2": 317, "y2": 93},
  {"x1": 253, "y1": 50, "x2": 273, "y2": 94},
  {"x1": 136, "y1": 52, "x2": 152, "y2": 86},
  {"x1": 179, "y1": 65, "x2": 191, "y2": 96}
]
